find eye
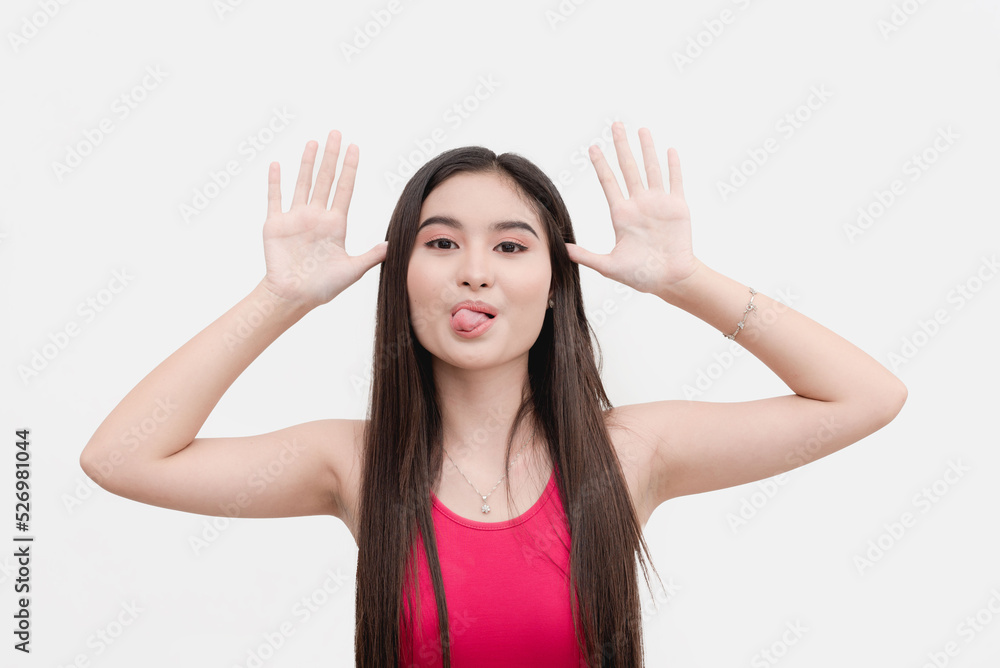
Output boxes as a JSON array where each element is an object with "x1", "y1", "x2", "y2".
[
  {"x1": 424, "y1": 237, "x2": 528, "y2": 253},
  {"x1": 425, "y1": 237, "x2": 456, "y2": 250}
]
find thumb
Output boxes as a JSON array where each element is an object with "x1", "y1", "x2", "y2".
[
  {"x1": 359, "y1": 241, "x2": 388, "y2": 270},
  {"x1": 365, "y1": 241, "x2": 389, "y2": 267},
  {"x1": 565, "y1": 242, "x2": 610, "y2": 276}
]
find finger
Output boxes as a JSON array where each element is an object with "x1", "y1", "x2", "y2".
[
  {"x1": 359, "y1": 240, "x2": 389, "y2": 269},
  {"x1": 565, "y1": 242, "x2": 612, "y2": 277},
  {"x1": 330, "y1": 144, "x2": 359, "y2": 220},
  {"x1": 292, "y1": 140, "x2": 319, "y2": 206},
  {"x1": 347, "y1": 241, "x2": 389, "y2": 287},
  {"x1": 638, "y1": 128, "x2": 664, "y2": 191},
  {"x1": 589, "y1": 144, "x2": 625, "y2": 210},
  {"x1": 310, "y1": 130, "x2": 342, "y2": 208},
  {"x1": 666, "y1": 147, "x2": 684, "y2": 198},
  {"x1": 611, "y1": 121, "x2": 644, "y2": 197},
  {"x1": 267, "y1": 162, "x2": 282, "y2": 216}
]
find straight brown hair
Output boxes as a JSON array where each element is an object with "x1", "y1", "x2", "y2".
[{"x1": 354, "y1": 145, "x2": 662, "y2": 666}]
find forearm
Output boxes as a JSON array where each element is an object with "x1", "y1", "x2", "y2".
[
  {"x1": 659, "y1": 259, "x2": 906, "y2": 408},
  {"x1": 81, "y1": 281, "x2": 313, "y2": 475}
]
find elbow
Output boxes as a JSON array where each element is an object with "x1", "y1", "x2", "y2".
[
  {"x1": 79, "y1": 447, "x2": 100, "y2": 484},
  {"x1": 79, "y1": 443, "x2": 112, "y2": 489},
  {"x1": 872, "y1": 376, "x2": 908, "y2": 429},
  {"x1": 843, "y1": 375, "x2": 907, "y2": 436},
  {"x1": 888, "y1": 377, "x2": 908, "y2": 417},
  {"x1": 80, "y1": 441, "x2": 157, "y2": 495}
]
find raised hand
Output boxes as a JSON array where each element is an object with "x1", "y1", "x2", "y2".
[
  {"x1": 259, "y1": 130, "x2": 388, "y2": 308},
  {"x1": 566, "y1": 122, "x2": 700, "y2": 295}
]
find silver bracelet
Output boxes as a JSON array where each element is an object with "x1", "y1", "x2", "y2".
[{"x1": 724, "y1": 288, "x2": 758, "y2": 340}]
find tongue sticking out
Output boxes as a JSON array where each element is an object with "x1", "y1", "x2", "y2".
[{"x1": 452, "y1": 308, "x2": 492, "y2": 332}]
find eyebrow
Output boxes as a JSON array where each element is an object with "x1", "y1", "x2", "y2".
[{"x1": 416, "y1": 215, "x2": 540, "y2": 240}]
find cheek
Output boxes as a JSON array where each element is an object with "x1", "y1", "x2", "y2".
[
  {"x1": 405, "y1": 266, "x2": 427, "y2": 333},
  {"x1": 406, "y1": 265, "x2": 452, "y2": 336},
  {"x1": 406, "y1": 295, "x2": 430, "y2": 339},
  {"x1": 406, "y1": 261, "x2": 432, "y2": 305},
  {"x1": 508, "y1": 269, "x2": 552, "y2": 322},
  {"x1": 515, "y1": 264, "x2": 552, "y2": 301}
]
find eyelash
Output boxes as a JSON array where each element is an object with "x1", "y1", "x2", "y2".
[{"x1": 424, "y1": 237, "x2": 528, "y2": 253}]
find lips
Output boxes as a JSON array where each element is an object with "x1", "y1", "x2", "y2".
[
  {"x1": 450, "y1": 300, "x2": 498, "y2": 338},
  {"x1": 450, "y1": 300, "x2": 498, "y2": 318}
]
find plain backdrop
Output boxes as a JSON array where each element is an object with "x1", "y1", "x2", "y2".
[{"x1": 3, "y1": 0, "x2": 999, "y2": 666}]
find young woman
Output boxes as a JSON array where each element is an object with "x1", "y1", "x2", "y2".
[{"x1": 80, "y1": 123, "x2": 906, "y2": 667}]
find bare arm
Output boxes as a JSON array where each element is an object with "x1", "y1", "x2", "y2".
[
  {"x1": 80, "y1": 130, "x2": 386, "y2": 521},
  {"x1": 79, "y1": 282, "x2": 350, "y2": 517},
  {"x1": 570, "y1": 122, "x2": 906, "y2": 507},
  {"x1": 619, "y1": 263, "x2": 906, "y2": 503}
]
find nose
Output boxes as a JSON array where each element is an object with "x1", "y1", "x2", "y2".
[{"x1": 457, "y1": 244, "x2": 493, "y2": 289}]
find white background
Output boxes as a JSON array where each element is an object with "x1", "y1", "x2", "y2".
[{"x1": 3, "y1": 0, "x2": 999, "y2": 666}]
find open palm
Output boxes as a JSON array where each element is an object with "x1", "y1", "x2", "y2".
[
  {"x1": 566, "y1": 123, "x2": 698, "y2": 295},
  {"x1": 260, "y1": 130, "x2": 387, "y2": 308}
]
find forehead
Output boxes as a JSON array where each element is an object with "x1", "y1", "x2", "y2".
[{"x1": 419, "y1": 171, "x2": 542, "y2": 229}]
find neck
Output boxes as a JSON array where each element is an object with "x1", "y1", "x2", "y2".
[{"x1": 432, "y1": 353, "x2": 542, "y2": 477}]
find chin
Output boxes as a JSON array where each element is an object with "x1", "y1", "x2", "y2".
[
  {"x1": 433, "y1": 352, "x2": 499, "y2": 373},
  {"x1": 430, "y1": 341, "x2": 525, "y2": 373}
]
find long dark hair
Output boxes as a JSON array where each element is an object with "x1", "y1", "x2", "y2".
[{"x1": 354, "y1": 145, "x2": 662, "y2": 666}]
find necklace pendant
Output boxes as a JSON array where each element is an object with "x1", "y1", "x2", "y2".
[{"x1": 481, "y1": 503, "x2": 490, "y2": 514}]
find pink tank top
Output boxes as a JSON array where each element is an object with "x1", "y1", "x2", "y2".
[{"x1": 399, "y1": 467, "x2": 588, "y2": 667}]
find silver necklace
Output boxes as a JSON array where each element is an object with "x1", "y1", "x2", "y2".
[{"x1": 442, "y1": 425, "x2": 536, "y2": 514}]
